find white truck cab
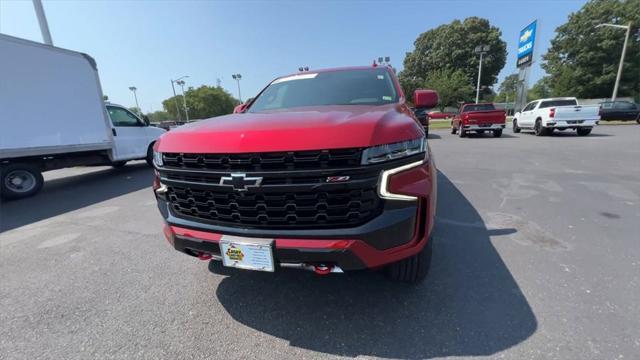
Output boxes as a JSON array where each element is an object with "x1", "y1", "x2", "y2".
[
  {"x1": 105, "y1": 103, "x2": 166, "y2": 164},
  {"x1": 513, "y1": 97, "x2": 600, "y2": 136}
]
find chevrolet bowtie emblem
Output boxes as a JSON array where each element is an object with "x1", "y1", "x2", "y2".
[{"x1": 219, "y1": 173, "x2": 263, "y2": 191}]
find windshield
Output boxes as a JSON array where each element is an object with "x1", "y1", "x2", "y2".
[
  {"x1": 539, "y1": 99, "x2": 577, "y2": 108},
  {"x1": 463, "y1": 104, "x2": 495, "y2": 112},
  {"x1": 249, "y1": 68, "x2": 398, "y2": 112}
]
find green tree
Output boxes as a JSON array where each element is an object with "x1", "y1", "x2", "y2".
[
  {"x1": 146, "y1": 110, "x2": 172, "y2": 123},
  {"x1": 400, "y1": 17, "x2": 507, "y2": 98},
  {"x1": 162, "y1": 95, "x2": 186, "y2": 120},
  {"x1": 528, "y1": 76, "x2": 554, "y2": 100},
  {"x1": 494, "y1": 74, "x2": 519, "y2": 102},
  {"x1": 424, "y1": 69, "x2": 475, "y2": 111},
  {"x1": 162, "y1": 85, "x2": 240, "y2": 120},
  {"x1": 542, "y1": 0, "x2": 640, "y2": 100},
  {"x1": 128, "y1": 107, "x2": 142, "y2": 116}
]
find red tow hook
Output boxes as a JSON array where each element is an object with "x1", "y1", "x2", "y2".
[
  {"x1": 198, "y1": 253, "x2": 213, "y2": 261},
  {"x1": 314, "y1": 264, "x2": 333, "y2": 275}
]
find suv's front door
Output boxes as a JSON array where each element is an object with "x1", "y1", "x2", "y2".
[{"x1": 107, "y1": 105, "x2": 148, "y2": 160}]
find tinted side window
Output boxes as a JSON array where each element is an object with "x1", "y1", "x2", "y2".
[
  {"x1": 614, "y1": 102, "x2": 636, "y2": 110},
  {"x1": 108, "y1": 106, "x2": 142, "y2": 127},
  {"x1": 523, "y1": 102, "x2": 536, "y2": 111}
]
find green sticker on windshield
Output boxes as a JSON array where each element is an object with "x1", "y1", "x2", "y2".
[{"x1": 382, "y1": 96, "x2": 392, "y2": 101}]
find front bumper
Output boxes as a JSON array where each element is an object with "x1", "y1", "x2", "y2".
[
  {"x1": 463, "y1": 124, "x2": 505, "y2": 130},
  {"x1": 156, "y1": 158, "x2": 436, "y2": 271}
]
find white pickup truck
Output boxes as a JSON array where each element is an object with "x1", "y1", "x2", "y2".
[{"x1": 513, "y1": 97, "x2": 600, "y2": 136}]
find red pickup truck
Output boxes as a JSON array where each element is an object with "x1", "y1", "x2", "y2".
[
  {"x1": 451, "y1": 103, "x2": 506, "y2": 138},
  {"x1": 152, "y1": 65, "x2": 439, "y2": 283}
]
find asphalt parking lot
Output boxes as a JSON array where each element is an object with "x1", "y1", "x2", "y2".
[{"x1": 1, "y1": 125, "x2": 638, "y2": 360}]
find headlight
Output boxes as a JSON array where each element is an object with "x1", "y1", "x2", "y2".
[
  {"x1": 361, "y1": 138, "x2": 426, "y2": 165},
  {"x1": 153, "y1": 151, "x2": 163, "y2": 167}
]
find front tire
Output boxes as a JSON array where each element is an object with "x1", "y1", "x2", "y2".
[
  {"x1": 0, "y1": 163, "x2": 44, "y2": 200},
  {"x1": 146, "y1": 143, "x2": 155, "y2": 167},
  {"x1": 513, "y1": 119, "x2": 521, "y2": 133},
  {"x1": 458, "y1": 127, "x2": 466, "y2": 138},
  {"x1": 387, "y1": 237, "x2": 433, "y2": 283},
  {"x1": 577, "y1": 127, "x2": 592, "y2": 136}
]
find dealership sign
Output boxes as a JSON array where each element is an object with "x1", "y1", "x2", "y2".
[{"x1": 517, "y1": 20, "x2": 537, "y2": 68}]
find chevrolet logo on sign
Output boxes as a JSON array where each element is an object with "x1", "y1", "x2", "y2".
[
  {"x1": 520, "y1": 29, "x2": 533, "y2": 42},
  {"x1": 219, "y1": 173, "x2": 263, "y2": 191}
]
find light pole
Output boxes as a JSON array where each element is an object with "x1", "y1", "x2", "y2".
[
  {"x1": 32, "y1": 0, "x2": 53, "y2": 45},
  {"x1": 128, "y1": 86, "x2": 140, "y2": 116},
  {"x1": 595, "y1": 22, "x2": 632, "y2": 101},
  {"x1": 232, "y1": 74, "x2": 242, "y2": 102},
  {"x1": 170, "y1": 75, "x2": 188, "y2": 121},
  {"x1": 176, "y1": 80, "x2": 189, "y2": 121},
  {"x1": 474, "y1": 45, "x2": 490, "y2": 104}
]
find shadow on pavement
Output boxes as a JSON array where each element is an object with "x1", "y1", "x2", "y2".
[
  {"x1": 0, "y1": 163, "x2": 153, "y2": 232},
  {"x1": 427, "y1": 133, "x2": 442, "y2": 139},
  {"x1": 464, "y1": 132, "x2": 518, "y2": 139},
  {"x1": 214, "y1": 171, "x2": 536, "y2": 358},
  {"x1": 518, "y1": 130, "x2": 613, "y2": 138}
]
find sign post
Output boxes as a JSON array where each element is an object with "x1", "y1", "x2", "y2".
[{"x1": 515, "y1": 20, "x2": 538, "y2": 112}]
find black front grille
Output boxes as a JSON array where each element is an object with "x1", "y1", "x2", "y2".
[
  {"x1": 162, "y1": 148, "x2": 362, "y2": 172},
  {"x1": 166, "y1": 185, "x2": 381, "y2": 229},
  {"x1": 156, "y1": 149, "x2": 422, "y2": 230}
]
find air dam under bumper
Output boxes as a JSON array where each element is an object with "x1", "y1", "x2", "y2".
[{"x1": 160, "y1": 197, "x2": 429, "y2": 270}]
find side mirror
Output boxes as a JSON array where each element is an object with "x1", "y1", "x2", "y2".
[
  {"x1": 142, "y1": 115, "x2": 150, "y2": 126},
  {"x1": 413, "y1": 89, "x2": 439, "y2": 109},
  {"x1": 233, "y1": 103, "x2": 248, "y2": 114}
]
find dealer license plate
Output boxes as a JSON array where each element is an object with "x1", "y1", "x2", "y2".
[{"x1": 219, "y1": 235, "x2": 275, "y2": 272}]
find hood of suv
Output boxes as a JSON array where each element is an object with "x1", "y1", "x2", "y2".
[{"x1": 157, "y1": 105, "x2": 423, "y2": 153}]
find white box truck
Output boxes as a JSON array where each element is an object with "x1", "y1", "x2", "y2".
[{"x1": 0, "y1": 34, "x2": 165, "y2": 200}]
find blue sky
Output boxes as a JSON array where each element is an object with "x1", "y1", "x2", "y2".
[{"x1": 1, "y1": 0, "x2": 587, "y2": 112}]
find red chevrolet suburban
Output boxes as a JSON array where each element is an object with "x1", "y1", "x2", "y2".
[
  {"x1": 451, "y1": 103, "x2": 506, "y2": 137},
  {"x1": 152, "y1": 65, "x2": 439, "y2": 282}
]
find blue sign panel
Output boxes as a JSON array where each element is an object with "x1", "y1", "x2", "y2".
[{"x1": 517, "y1": 20, "x2": 537, "y2": 67}]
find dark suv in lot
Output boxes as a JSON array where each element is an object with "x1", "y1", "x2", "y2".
[{"x1": 599, "y1": 101, "x2": 640, "y2": 123}]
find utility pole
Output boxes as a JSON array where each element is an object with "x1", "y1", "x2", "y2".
[
  {"x1": 32, "y1": 0, "x2": 53, "y2": 45},
  {"x1": 128, "y1": 86, "x2": 140, "y2": 116},
  {"x1": 474, "y1": 45, "x2": 490, "y2": 104},
  {"x1": 232, "y1": 74, "x2": 242, "y2": 102},
  {"x1": 595, "y1": 22, "x2": 632, "y2": 101}
]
